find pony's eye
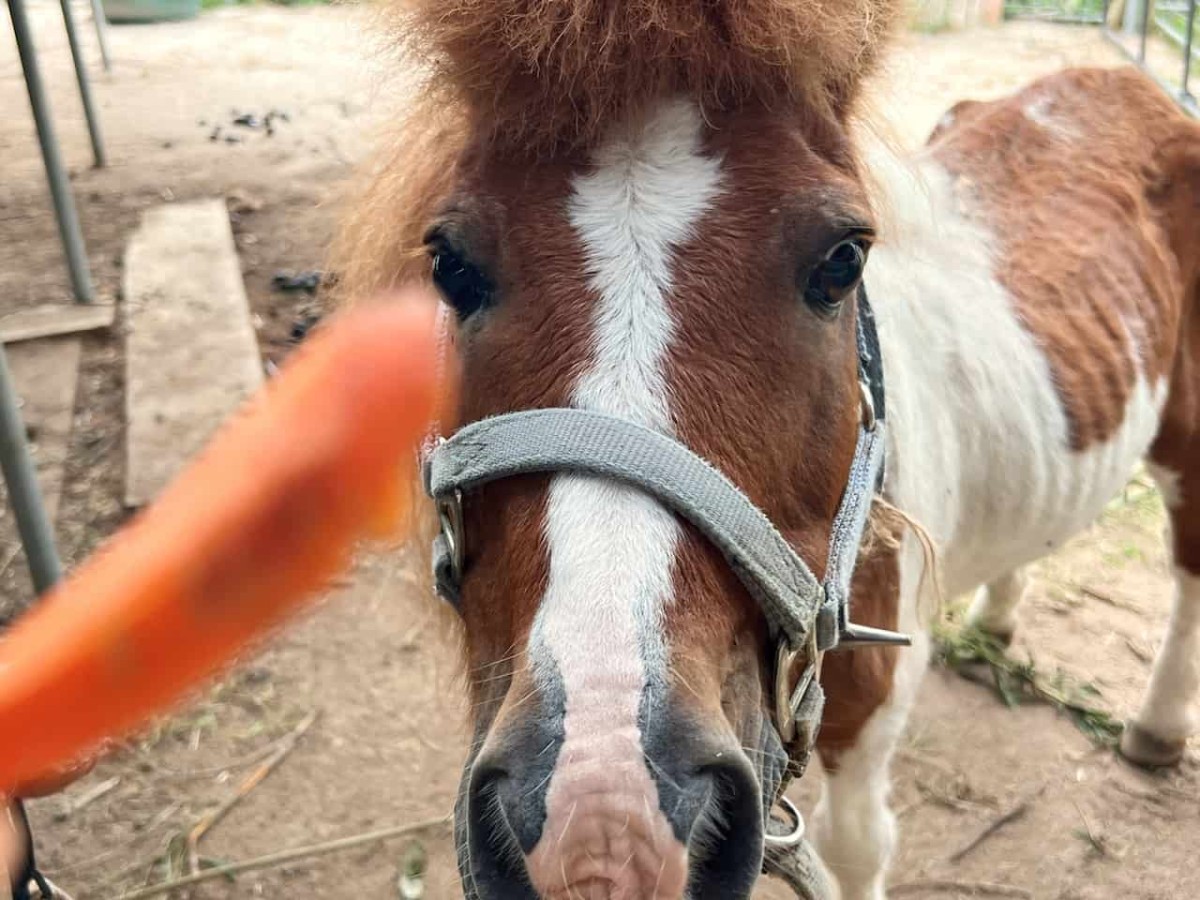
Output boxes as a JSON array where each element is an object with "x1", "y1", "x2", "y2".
[
  {"x1": 429, "y1": 243, "x2": 493, "y2": 321},
  {"x1": 803, "y1": 237, "x2": 869, "y2": 317}
]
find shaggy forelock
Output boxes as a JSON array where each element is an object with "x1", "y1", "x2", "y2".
[
  {"x1": 332, "y1": 0, "x2": 900, "y2": 303},
  {"x1": 395, "y1": 0, "x2": 901, "y2": 152}
]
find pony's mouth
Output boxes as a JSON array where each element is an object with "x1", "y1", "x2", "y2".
[{"x1": 454, "y1": 707, "x2": 788, "y2": 900}]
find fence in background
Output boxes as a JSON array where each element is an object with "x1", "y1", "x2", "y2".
[
  {"x1": 1004, "y1": 0, "x2": 1197, "y2": 115},
  {"x1": 1004, "y1": 0, "x2": 1105, "y2": 23},
  {"x1": 1101, "y1": 0, "x2": 1198, "y2": 115},
  {"x1": 910, "y1": 0, "x2": 1004, "y2": 29}
]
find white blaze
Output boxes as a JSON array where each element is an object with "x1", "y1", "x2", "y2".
[{"x1": 526, "y1": 98, "x2": 722, "y2": 884}]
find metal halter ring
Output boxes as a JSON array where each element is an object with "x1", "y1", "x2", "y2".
[
  {"x1": 774, "y1": 631, "x2": 820, "y2": 746},
  {"x1": 763, "y1": 796, "x2": 806, "y2": 849}
]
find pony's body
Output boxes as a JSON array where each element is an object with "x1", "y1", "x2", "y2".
[
  {"x1": 338, "y1": 3, "x2": 1200, "y2": 893},
  {"x1": 816, "y1": 67, "x2": 1200, "y2": 897}
]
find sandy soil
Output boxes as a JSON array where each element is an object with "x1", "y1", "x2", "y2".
[
  {"x1": 0, "y1": 7, "x2": 1196, "y2": 900},
  {"x1": 0, "y1": 1, "x2": 389, "y2": 614}
]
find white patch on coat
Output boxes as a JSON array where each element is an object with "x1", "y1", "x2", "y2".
[
  {"x1": 524, "y1": 99, "x2": 722, "y2": 893},
  {"x1": 863, "y1": 144, "x2": 1166, "y2": 598},
  {"x1": 816, "y1": 139, "x2": 1171, "y2": 898}
]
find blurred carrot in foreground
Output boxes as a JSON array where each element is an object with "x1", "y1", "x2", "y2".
[{"x1": 0, "y1": 290, "x2": 448, "y2": 797}]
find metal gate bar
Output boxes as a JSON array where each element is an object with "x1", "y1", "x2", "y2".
[
  {"x1": 1182, "y1": 0, "x2": 1197, "y2": 95},
  {"x1": 7, "y1": 0, "x2": 97, "y2": 304},
  {"x1": 87, "y1": 0, "x2": 111, "y2": 72},
  {"x1": 0, "y1": 344, "x2": 63, "y2": 596},
  {"x1": 59, "y1": 0, "x2": 107, "y2": 168},
  {"x1": 1140, "y1": 0, "x2": 1153, "y2": 60},
  {"x1": 1004, "y1": 2, "x2": 1105, "y2": 24},
  {"x1": 1102, "y1": 0, "x2": 1199, "y2": 117}
]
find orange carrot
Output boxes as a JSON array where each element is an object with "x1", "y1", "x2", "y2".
[{"x1": 0, "y1": 291, "x2": 449, "y2": 797}]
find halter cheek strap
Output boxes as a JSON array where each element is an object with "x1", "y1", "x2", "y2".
[{"x1": 421, "y1": 287, "x2": 910, "y2": 822}]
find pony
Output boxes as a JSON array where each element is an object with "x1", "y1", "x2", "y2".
[{"x1": 334, "y1": 2, "x2": 1200, "y2": 897}]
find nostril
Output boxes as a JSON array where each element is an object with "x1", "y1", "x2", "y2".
[
  {"x1": 684, "y1": 756, "x2": 764, "y2": 900},
  {"x1": 475, "y1": 757, "x2": 548, "y2": 855},
  {"x1": 462, "y1": 761, "x2": 539, "y2": 899}
]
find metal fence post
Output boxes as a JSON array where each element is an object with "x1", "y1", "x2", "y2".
[
  {"x1": 59, "y1": 0, "x2": 107, "y2": 168},
  {"x1": 8, "y1": 0, "x2": 96, "y2": 304},
  {"x1": 1124, "y1": 0, "x2": 1144, "y2": 34},
  {"x1": 88, "y1": 0, "x2": 111, "y2": 73},
  {"x1": 0, "y1": 345, "x2": 63, "y2": 596},
  {"x1": 1183, "y1": 0, "x2": 1197, "y2": 99},
  {"x1": 1142, "y1": 0, "x2": 1152, "y2": 61}
]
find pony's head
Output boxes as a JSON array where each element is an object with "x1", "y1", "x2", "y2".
[{"x1": 337, "y1": 3, "x2": 901, "y2": 897}]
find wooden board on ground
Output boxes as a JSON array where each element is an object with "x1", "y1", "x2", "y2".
[
  {"x1": 2, "y1": 337, "x2": 82, "y2": 527},
  {"x1": 0, "y1": 303, "x2": 115, "y2": 344},
  {"x1": 123, "y1": 200, "x2": 263, "y2": 508}
]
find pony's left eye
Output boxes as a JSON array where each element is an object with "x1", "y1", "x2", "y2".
[
  {"x1": 429, "y1": 241, "x2": 494, "y2": 321},
  {"x1": 803, "y1": 237, "x2": 869, "y2": 316}
]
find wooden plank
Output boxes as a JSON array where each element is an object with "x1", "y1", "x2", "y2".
[
  {"x1": 0, "y1": 303, "x2": 114, "y2": 344},
  {"x1": 123, "y1": 200, "x2": 263, "y2": 508}
]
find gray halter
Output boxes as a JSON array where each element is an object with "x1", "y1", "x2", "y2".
[{"x1": 421, "y1": 290, "x2": 909, "y2": 880}]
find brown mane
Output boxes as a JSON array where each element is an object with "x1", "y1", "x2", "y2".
[
  {"x1": 397, "y1": 0, "x2": 899, "y2": 151},
  {"x1": 332, "y1": 0, "x2": 901, "y2": 300}
]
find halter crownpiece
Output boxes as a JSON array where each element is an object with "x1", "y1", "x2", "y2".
[{"x1": 421, "y1": 288, "x2": 910, "y2": 888}]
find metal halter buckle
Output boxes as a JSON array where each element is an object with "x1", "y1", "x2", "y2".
[
  {"x1": 858, "y1": 380, "x2": 877, "y2": 432},
  {"x1": 774, "y1": 631, "x2": 822, "y2": 746},
  {"x1": 436, "y1": 488, "x2": 465, "y2": 585}
]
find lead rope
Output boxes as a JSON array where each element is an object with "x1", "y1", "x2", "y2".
[
  {"x1": 762, "y1": 833, "x2": 834, "y2": 900},
  {"x1": 7, "y1": 801, "x2": 62, "y2": 900}
]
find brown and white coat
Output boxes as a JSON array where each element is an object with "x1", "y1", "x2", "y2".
[{"x1": 335, "y1": 3, "x2": 1200, "y2": 895}]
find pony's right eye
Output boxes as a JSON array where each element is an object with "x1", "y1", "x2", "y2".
[
  {"x1": 802, "y1": 236, "x2": 869, "y2": 319},
  {"x1": 428, "y1": 242, "x2": 493, "y2": 321}
]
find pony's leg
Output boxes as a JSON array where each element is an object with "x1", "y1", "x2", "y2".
[
  {"x1": 811, "y1": 642, "x2": 926, "y2": 900},
  {"x1": 964, "y1": 567, "x2": 1029, "y2": 644},
  {"x1": 812, "y1": 538, "x2": 928, "y2": 900},
  {"x1": 1120, "y1": 462, "x2": 1200, "y2": 767}
]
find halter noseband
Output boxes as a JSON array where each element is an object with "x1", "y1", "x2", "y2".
[{"x1": 421, "y1": 288, "x2": 910, "y2": 860}]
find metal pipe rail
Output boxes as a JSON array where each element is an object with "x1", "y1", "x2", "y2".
[
  {"x1": 1101, "y1": 0, "x2": 1199, "y2": 117},
  {"x1": 7, "y1": 0, "x2": 97, "y2": 303}
]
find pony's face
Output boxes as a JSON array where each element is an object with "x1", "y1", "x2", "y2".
[{"x1": 429, "y1": 99, "x2": 873, "y2": 900}]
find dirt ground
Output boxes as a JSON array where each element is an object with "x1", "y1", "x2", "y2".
[{"x1": 0, "y1": 7, "x2": 1196, "y2": 900}]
